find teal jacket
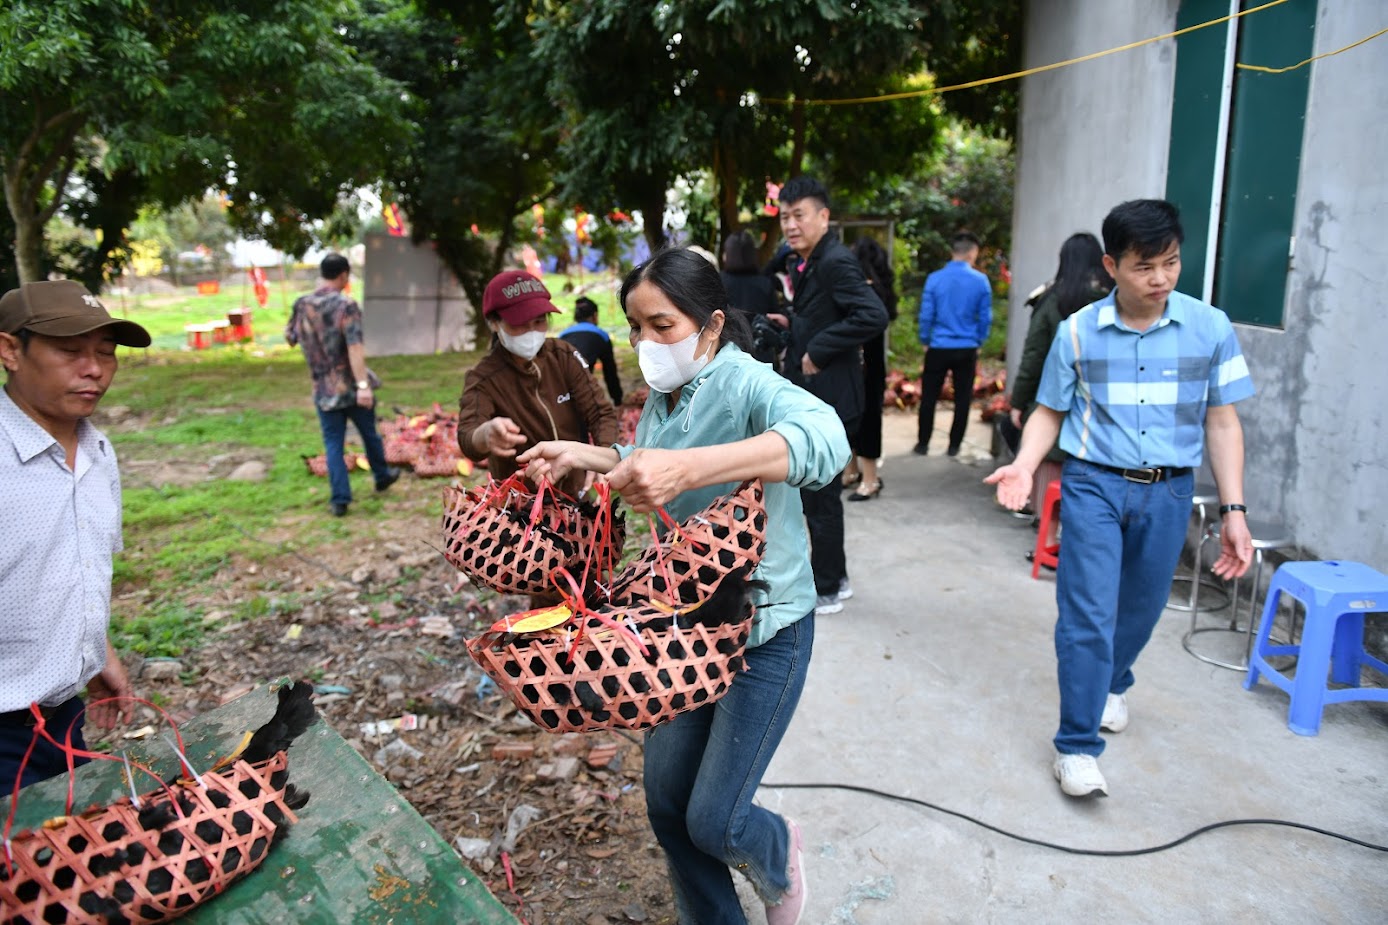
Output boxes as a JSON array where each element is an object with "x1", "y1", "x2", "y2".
[{"x1": 615, "y1": 343, "x2": 850, "y2": 647}]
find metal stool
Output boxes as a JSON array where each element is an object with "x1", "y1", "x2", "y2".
[
  {"x1": 1167, "y1": 483, "x2": 1230, "y2": 613},
  {"x1": 1182, "y1": 518, "x2": 1295, "y2": 671}
]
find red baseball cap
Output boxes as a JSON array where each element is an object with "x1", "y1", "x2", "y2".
[{"x1": 482, "y1": 270, "x2": 558, "y2": 326}]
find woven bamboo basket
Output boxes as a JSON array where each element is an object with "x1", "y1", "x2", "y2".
[
  {"x1": 608, "y1": 480, "x2": 768, "y2": 607},
  {"x1": 301, "y1": 454, "x2": 356, "y2": 478},
  {"x1": 467, "y1": 583, "x2": 752, "y2": 733},
  {"x1": 441, "y1": 481, "x2": 625, "y2": 596},
  {"x1": 0, "y1": 753, "x2": 297, "y2": 925},
  {"x1": 412, "y1": 453, "x2": 462, "y2": 478},
  {"x1": 466, "y1": 480, "x2": 768, "y2": 733}
]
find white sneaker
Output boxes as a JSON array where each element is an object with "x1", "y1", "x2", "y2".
[
  {"x1": 814, "y1": 594, "x2": 844, "y2": 615},
  {"x1": 837, "y1": 578, "x2": 854, "y2": 601},
  {"x1": 1100, "y1": 693, "x2": 1128, "y2": 733},
  {"x1": 1053, "y1": 753, "x2": 1109, "y2": 797}
]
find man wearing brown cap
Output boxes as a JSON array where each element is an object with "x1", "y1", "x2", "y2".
[
  {"x1": 0, "y1": 280, "x2": 147, "y2": 788},
  {"x1": 286, "y1": 253, "x2": 400, "y2": 516},
  {"x1": 459, "y1": 270, "x2": 618, "y2": 497}
]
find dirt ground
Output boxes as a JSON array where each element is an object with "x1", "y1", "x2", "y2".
[
  {"x1": 119, "y1": 500, "x2": 676, "y2": 925},
  {"x1": 105, "y1": 374, "x2": 1003, "y2": 925}
]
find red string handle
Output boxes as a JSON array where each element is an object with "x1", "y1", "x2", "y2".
[{"x1": 3, "y1": 695, "x2": 195, "y2": 859}]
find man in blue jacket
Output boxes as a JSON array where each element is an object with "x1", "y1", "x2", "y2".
[{"x1": 916, "y1": 232, "x2": 993, "y2": 456}]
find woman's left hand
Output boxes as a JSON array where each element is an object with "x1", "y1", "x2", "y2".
[{"x1": 607, "y1": 448, "x2": 689, "y2": 512}]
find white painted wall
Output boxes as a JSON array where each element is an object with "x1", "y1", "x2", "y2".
[{"x1": 1012, "y1": 0, "x2": 1387, "y2": 567}]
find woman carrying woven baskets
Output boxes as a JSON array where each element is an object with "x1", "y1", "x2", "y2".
[{"x1": 519, "y1": 247, "x2": 848, "y2": 925}]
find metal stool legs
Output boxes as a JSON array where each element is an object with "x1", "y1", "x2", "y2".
[
  {"x1": 1165, "y1": 486, "x2": 1232, "y2": 608},
  {"x1": 1181, "y1": 518, "x2": 1295, "y2": 671}
]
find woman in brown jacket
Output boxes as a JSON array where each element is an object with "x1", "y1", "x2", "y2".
[{"x1": 458, "y1": 270, "x2": 618, "y2": 498}]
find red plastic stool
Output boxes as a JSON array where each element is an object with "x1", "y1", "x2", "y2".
[{"x1": 1031, "y1": 479, "x2": 1061, "y2": 579}]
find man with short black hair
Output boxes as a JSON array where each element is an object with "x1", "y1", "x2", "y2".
[
  {"x1": 0, "y1": 280, "x2": 146, "y2": 788},
  {"x1": 558, "y1": 296, "x2": 623, "y2": 405},
  {"x1": 287, "y1": 254, "x2": 399, "y2": 516},
  {"x1": 987, "y1": 199, "x2": 1255, "y2": 798},
  {"x1": 778, "y1": 175, "x2": 890, "y2": 615},
  {"x1": 916, "y1": 231, "x2": 993, "y2": 456}
]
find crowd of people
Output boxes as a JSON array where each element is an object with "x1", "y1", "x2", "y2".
[{"x1": 1, "y1": 190, "x2": 1256, "y2": 924}]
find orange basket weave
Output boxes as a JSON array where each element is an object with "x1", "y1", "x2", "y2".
[
  {"x1": 466, "y1": 481, "x2": 768, "y2": 733},
  {"x1": 301, "y1": 453, "x2": 356, "y2": 477},
  {"x1": 441, "y1": 480, "x2": 625, "y2": 596},
  {"x1": 466, "y1": 577, "x2": 753, "y2": 733},
  {"x1": 0, "y1": 753, "x2": 297, "y2": 924},
  {"x1": 608, "y1": 480, "x2": 768, "y2": 607}
]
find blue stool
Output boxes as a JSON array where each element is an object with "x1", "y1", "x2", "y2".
[{"x1": 1244, "y1": 560, "x2": 1388, "y2": 735}]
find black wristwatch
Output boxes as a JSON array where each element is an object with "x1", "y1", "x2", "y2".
[{"x1": 1219, "y1": 503, "x2": 1248, "y2": 515}]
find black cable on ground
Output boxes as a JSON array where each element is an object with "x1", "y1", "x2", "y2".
[{"x1": 760, "y1": 781, "x2": 1388, "y2": 856}]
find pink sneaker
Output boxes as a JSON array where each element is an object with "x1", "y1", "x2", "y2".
[{"x1": 765, "y1": 817, "x2": 807, "y2": 925}]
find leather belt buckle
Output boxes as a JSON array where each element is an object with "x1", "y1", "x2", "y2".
[{"x1": 1123, "y1": 467, "x2": 1162, "y2": 484}]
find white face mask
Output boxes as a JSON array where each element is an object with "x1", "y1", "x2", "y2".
[
  {"x1": 497, "y1": 328, "x2": 546, "y2": 361},
  {"x1": 637, "y1": 329, "x2": 712, "y2": 393}
]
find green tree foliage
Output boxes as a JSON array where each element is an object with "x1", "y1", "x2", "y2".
[
  {"x1": 0, "y1": 0, "x2": 408, "y2": 286},
  {"x1": 349, "y1": 0, "x2": 561, "y2": 334},
  {"x1": 537, "y1": 0, "x2": 942, "y2": 249}
]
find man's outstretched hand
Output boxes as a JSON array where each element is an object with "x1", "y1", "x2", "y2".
[{"x1": 984, "y1": 463, "x2": 1033, "y2": 512}]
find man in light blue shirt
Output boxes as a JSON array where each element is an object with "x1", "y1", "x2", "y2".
[
  {"x1": 916, "y1": 231, "x2": 993, "y2": 455},
  {"x1": 987, "y1": 200, "x2": 1255, "y2": 798}
]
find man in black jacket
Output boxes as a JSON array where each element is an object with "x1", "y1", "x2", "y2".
[{"x1": 778, "y1": 176, "x2": 890, "y2": 614}]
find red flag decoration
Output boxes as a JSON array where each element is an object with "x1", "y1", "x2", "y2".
[
  {"x1": 384, "y1": 202, "x2": 406, "y2": 237},
  {"x1": 248, "y1": 267, "x2": 269, "y2": 307}
]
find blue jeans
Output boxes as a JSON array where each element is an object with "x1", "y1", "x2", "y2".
[
  {"x1": 1054, "y1": 459, "x2": 1193, "y2": 756},
  {"x1": 643, "y1": 614, "x2": 814, "y2": 924},
  {"x1": 316, "y1": 404, "x2": 392, "y2": 505}
]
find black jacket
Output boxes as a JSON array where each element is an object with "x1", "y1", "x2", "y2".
[{"x1": 783, "y1": 232, "x2": 890, "y2": 427}]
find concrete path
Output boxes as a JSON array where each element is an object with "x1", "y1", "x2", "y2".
[{"x1": 743, "y1": 411, "x2": 1386, "y2": 924}]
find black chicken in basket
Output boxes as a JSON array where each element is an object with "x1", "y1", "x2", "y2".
[{"x1": 0, "y1": 682, "x2": 317, "y2": 925}]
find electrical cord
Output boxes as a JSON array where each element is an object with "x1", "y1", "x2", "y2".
[{"x1": 759, "y1": 781, "x2": 1388, "y2": 856}]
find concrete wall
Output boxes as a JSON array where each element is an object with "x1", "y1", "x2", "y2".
[
  {"x1": 1235, "y1": 1, "x2": 1388, "y2": 566},
  {"x1": 1008, "y1": 0, "x2": 1180, "y2": 348},
  {"x1": 1012, "y1": 0, "x2": 1386, "y2": 569},
  {"x1": 362, "y1": 233, "x2": 475, "y2": 356}
]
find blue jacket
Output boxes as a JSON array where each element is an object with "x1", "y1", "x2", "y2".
[
  {"x1": 918, "y1": 260, "x2": 992, "y2": 349},
  {"x1": 614, "y1": 343, "x2": 849, "y2": 647}
]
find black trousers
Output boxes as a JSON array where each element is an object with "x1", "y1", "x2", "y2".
[
  {"x1": 918, "y1": 347, "x2": 978, "y2": 450},
  {"x1": 802, "y1": 468, "x2": 847, "y2": 596},
  {"x1": 852, "y1": 333, "x2": 887, "y2": 459},
  {"x1": 0, "y1": 696, "x2": 89, "y2": 790}
]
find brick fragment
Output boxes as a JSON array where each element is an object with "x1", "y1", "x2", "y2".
[{"x1": 491, "y1": 741, "x2": 535, "y2": 761}]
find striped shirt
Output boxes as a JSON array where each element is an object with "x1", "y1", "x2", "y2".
[
  {"x1": 1036, "y1": 289, "x2": 1254, "y2": 468},
  {"x1": 0, "y1": 387, "x2": 121, "y2": 710}
]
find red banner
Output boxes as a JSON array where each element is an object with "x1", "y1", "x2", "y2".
[
  {"x1": 248, "y1": 267, "x2": 269, "y2": 307},
  {"x1": 384, "y1": 202, "x2": 406, "y2": 237}
]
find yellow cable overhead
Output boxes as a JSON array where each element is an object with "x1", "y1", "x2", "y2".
[{"x1": 762, "y1": 0, "x2": 1297, "y2": 107}]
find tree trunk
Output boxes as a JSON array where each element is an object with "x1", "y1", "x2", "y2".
[
  {"x1": 712, "y1": 137, "x2": 739, "y2": 250},
  {"x1": 2, "y1": 111, "x2": 83, "y2": 284},
  {"x1": 11, "y1": 210, "x2": 44, "y2": 285},
  {"x1": 640, "y1": 188, "x2": 667, "y2": 253},
  {"x1": 2, "y1": 166, "x2": 43, "y2": 284},
  {"x1": 788, "y1": 100, "x2": 806, "y2": 179}
]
